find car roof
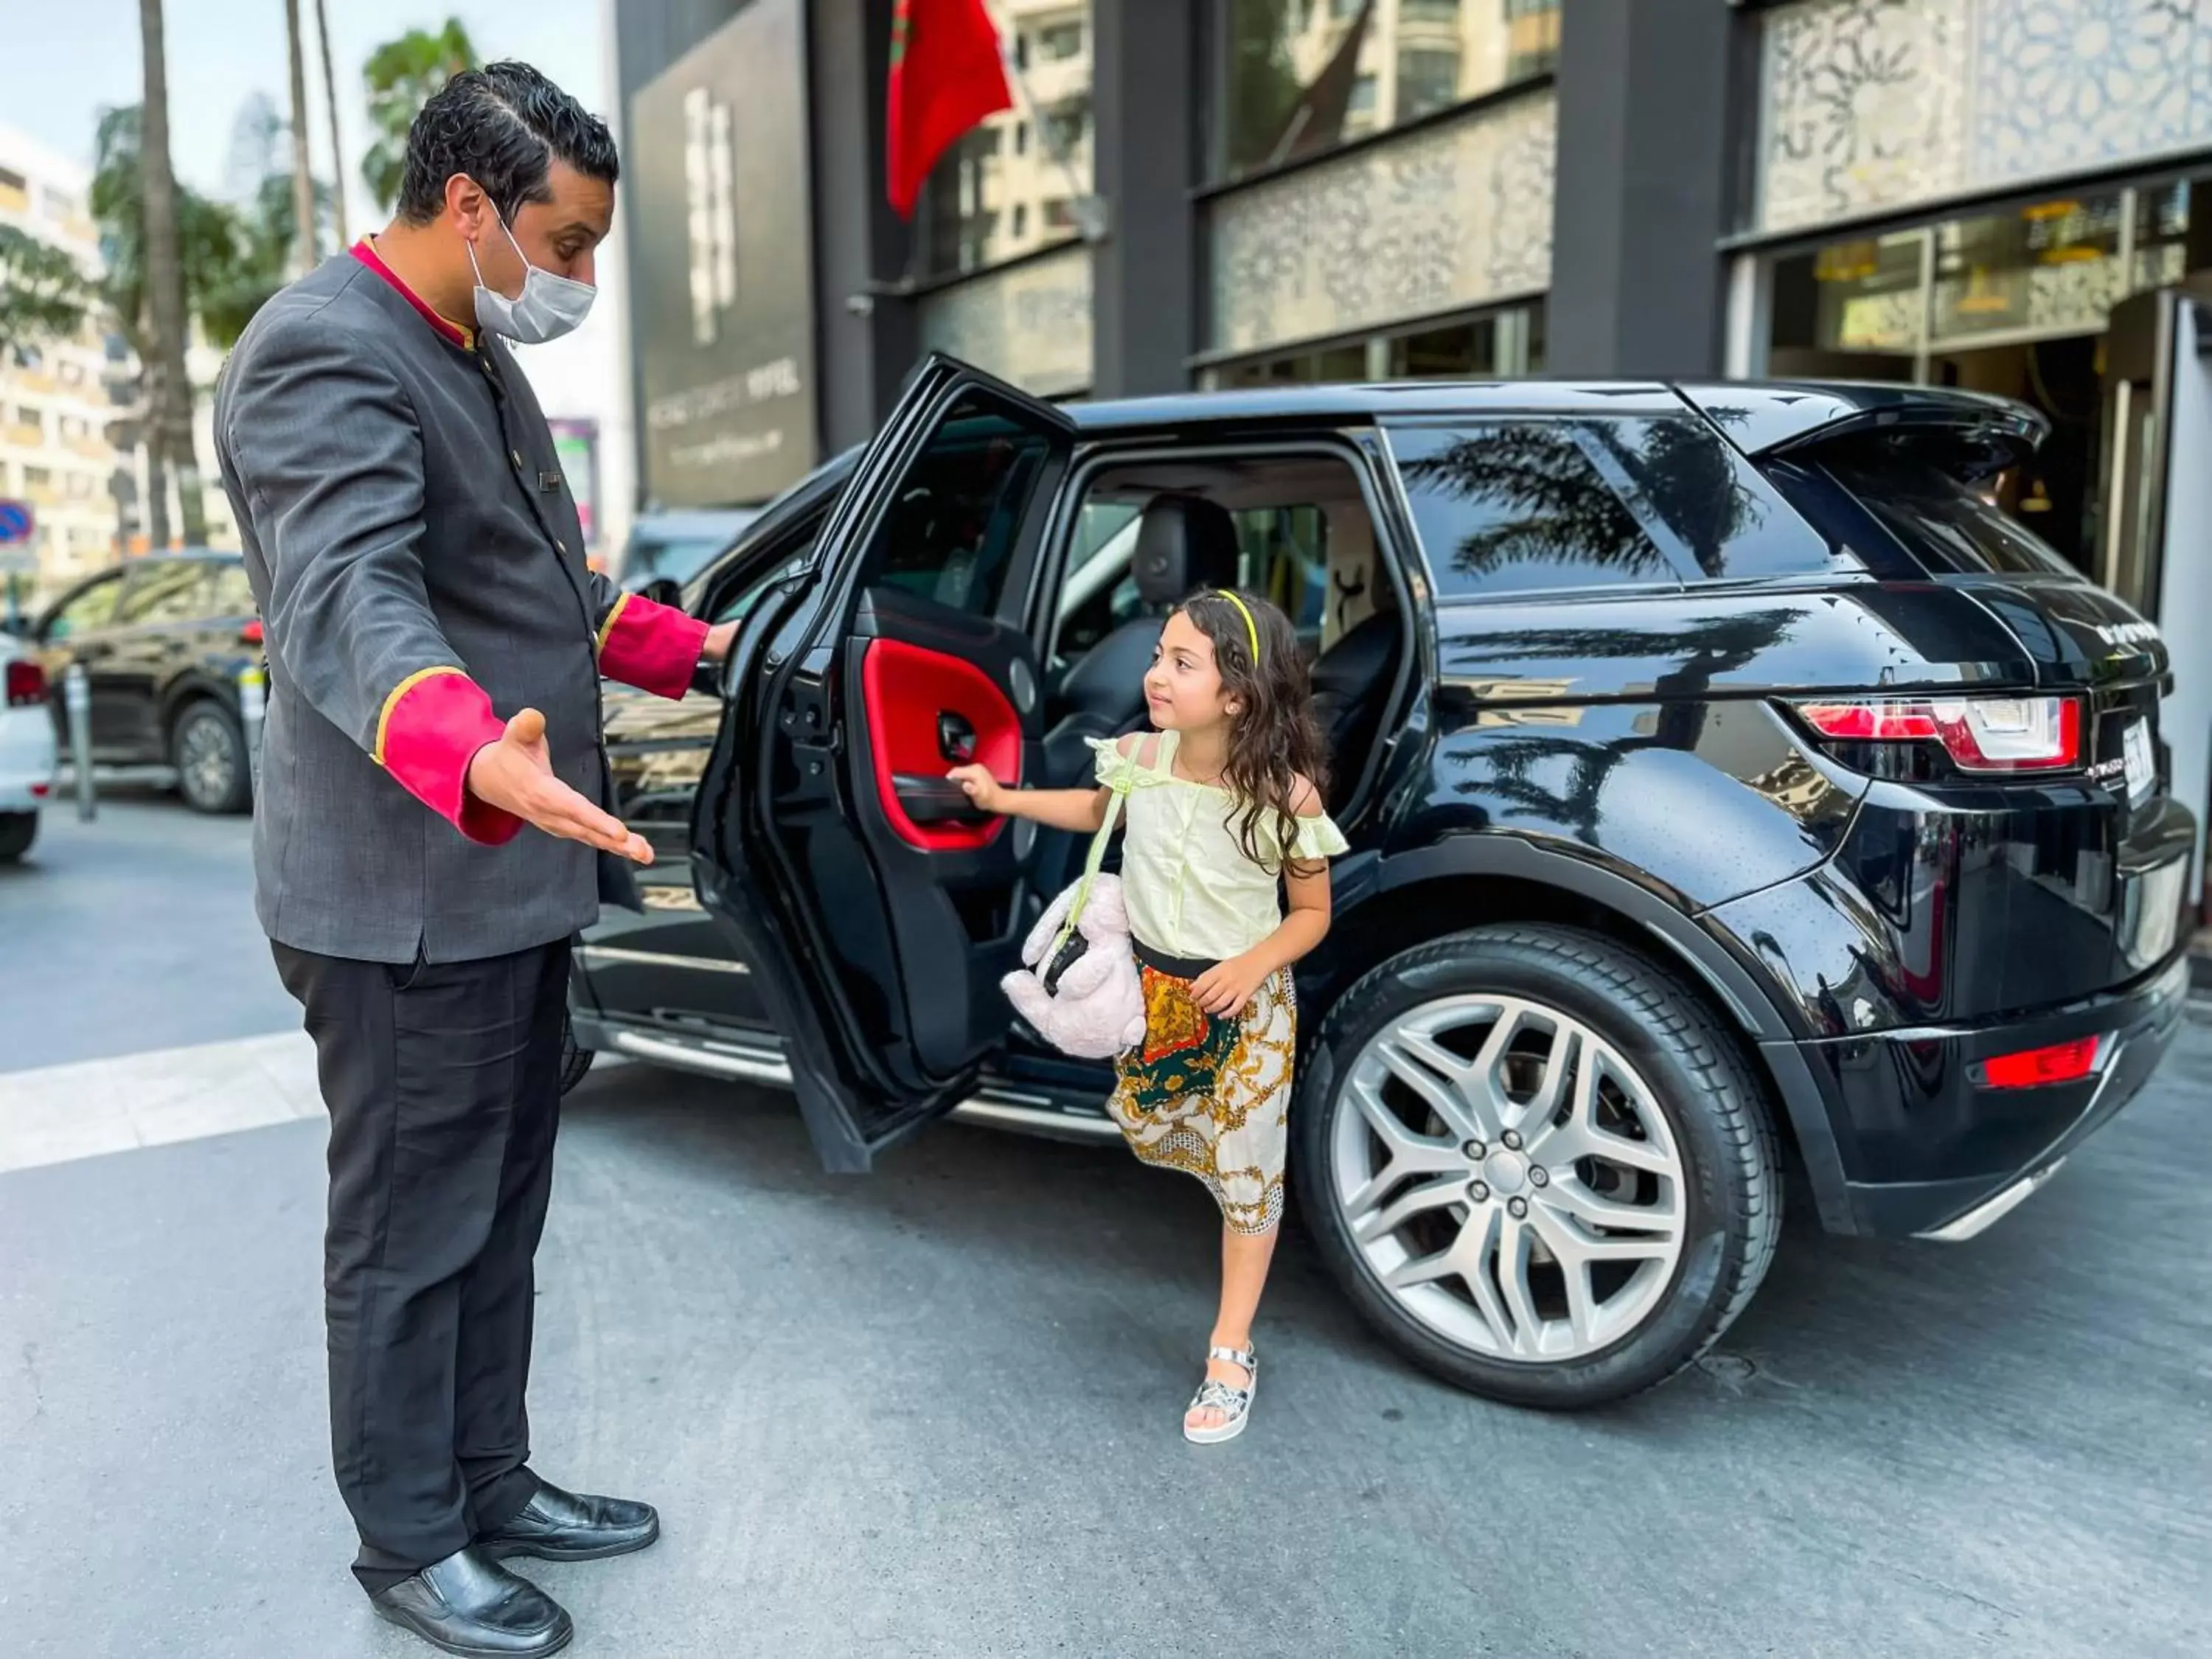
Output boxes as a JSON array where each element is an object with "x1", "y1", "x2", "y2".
[
  {"x1": 733, "y1": 377, "x2": 2048, "y2": 534},
  {"x1": 1065, "y1": 378, "x2": 2045, "y2": 453}
]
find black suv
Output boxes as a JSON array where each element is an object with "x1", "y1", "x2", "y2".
[
  {"x1": 567, "y1": 358, "x2": 2195, "y2": 1408},
  {"x1": 32, "y1": 552, "x2": 262, "y2": 813}
]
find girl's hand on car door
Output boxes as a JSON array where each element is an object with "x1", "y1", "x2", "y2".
[{"x1": 947, "y1": 763, "x2": 1006, "y2": 814}]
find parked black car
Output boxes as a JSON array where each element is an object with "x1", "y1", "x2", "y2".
[
  {"x1": 568, "y1": 358, "x2": 2195, "y2": 1409},
  {"x1": 32, "y1": 552, "x2": 262, "y2": 813}
]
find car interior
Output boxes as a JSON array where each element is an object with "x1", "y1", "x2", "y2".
[
  {"x1": 694, "y1": 443, "x2": 1412, "y2": 827},
  {"x1": 1038, "y1": 451, "x2": 1408, "y2": 811}
]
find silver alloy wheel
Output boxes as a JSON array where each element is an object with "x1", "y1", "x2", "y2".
[
  {"x1": 1329, "y1": 994, "x2": 1687, "y2": 1363},
  {"x1": 178, "y1": 710, "x2": 238, "y2": 809}
]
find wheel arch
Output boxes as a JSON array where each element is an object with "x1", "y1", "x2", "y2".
[
  {"x1": 160, "y1": 669, "x2": 240, "y2": 738},
  {"x1": 1317, "y1": 836, "x2": 1856, "y2": 1234}
]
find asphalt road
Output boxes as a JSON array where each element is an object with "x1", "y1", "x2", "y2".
[
  {"x1": 0, "y1": 793, "x2": 298, "y2": 1071},
  {"x1": 4, "y1": 803, "x2": 2210, "y2": 1656}
]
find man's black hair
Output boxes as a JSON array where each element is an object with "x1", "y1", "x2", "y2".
[{"x1": 394, "y1": 60, "x2": 619, "y2": 226}]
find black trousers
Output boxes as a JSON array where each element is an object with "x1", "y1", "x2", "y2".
[{"x1": 273, "y1": 937, "x2": 571, "y2": 1595}]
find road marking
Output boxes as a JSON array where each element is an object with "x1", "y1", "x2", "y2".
[{"x1": 0, "y1": 1031, "x2": 323, "y2": 1177}]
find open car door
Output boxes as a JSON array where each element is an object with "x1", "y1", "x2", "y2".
[{"x1": 694, "y1": 355, "x2": 1077, "y2": 1171}]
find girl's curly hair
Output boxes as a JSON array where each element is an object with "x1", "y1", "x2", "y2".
[{"x1": 1170, "y1": 588, "x2": 1328, "y2": 876}]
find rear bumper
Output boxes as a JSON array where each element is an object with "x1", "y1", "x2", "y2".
[
  {"x1": 0, "y1": 704, "x2": 58, "y2": 811},
  {"x1": 1784, "y1": 952, "x2": 2191, "y2": 1238}
]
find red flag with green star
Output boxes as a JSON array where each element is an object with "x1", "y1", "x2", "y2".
[{"x1": 886, "y1": 0, "x2": 1013, "y2": 219}]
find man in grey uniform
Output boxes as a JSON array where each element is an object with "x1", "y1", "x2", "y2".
[{"x1": 214, "y1": 63, "x2": 732, "y2": 1657}]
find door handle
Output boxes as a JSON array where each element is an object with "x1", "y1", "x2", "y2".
[{"x1": 938, "y1": 711, "x2": 978, "y2": 764}]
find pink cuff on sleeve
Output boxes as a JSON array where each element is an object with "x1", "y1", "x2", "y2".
[
  {"x1": 373, "y1": 668, "x2": 525, "y2": 845},
  {"x1": 597, "y1": 594, "x2": 712, "y2": 700}
]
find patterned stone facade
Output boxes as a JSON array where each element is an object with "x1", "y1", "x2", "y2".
[
  {"x1": 1206, "y1": 90, "x2": 1557, "y2": 357},
  {"x1": 1756, "y1": 0, "x2": 2212, "y2": 234},
  {"x1": 916, "y1": 243, "x2": 1096, "y2": 397}
]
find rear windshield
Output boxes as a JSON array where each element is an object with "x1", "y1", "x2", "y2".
[{"x1": 1818, "y1": 453, "x2": 2076, "y2": 579}]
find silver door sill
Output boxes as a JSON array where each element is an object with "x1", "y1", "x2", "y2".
[{"x1": 605, "y1": 1029, "x2": 1121, "y2": 1143}]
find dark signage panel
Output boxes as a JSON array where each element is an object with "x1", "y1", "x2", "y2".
[{"x1": 630, "y1": 0, "x2": 818, "y2": 507}]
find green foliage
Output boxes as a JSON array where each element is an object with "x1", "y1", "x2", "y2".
[
  {"x1": 361, "y1": 19, "x2": 479, "y2": 212},
  {"x1": 0, "y1": 223, "x2": 89, "y2": 360},
  {"x1": 91, "y1": 102, "x2": 333, "y2": 352}
]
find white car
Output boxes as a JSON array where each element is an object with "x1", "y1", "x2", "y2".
[{"x1": 0, "y1": 630, "x2": 58, "y2": 861}]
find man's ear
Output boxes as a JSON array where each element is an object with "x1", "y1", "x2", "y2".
[{"x1": 444, "y1": 173, "x2": 489, "y2": 235}]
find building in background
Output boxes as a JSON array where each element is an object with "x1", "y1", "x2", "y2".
[
  {"x1": 0, "y1": 125, "x2": 125, "y2": 602},
  {"x1": 608, "y1": 0, "x2": 2212, "y2": 911}
]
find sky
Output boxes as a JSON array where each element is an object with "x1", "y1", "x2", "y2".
[{"x1": 1, "y1": 0, "x2": 608, "y2": 210}]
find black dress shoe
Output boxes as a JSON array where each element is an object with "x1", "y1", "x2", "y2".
[
  {"x1": 370, "y1": 1547, "x2": 572, "y2": 1658},
  {"x1": 480, "y1": 1478, "x2": 660, "y2": 1563}
]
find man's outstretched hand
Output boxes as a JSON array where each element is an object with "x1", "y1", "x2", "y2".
[{"x1": 465, "y1": 709, "x2": 653, "y2": 863}]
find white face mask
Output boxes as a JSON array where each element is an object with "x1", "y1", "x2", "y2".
[{"x1": 467, "y1": 204, "x2": 595, "y2": 344}]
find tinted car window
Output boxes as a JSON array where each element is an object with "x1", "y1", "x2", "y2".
[
  {"x1": 1582, "y1": 416, "x2": 1851, "y2": 581},
  {"x1": 858, "y1": 397, "x2": 1055, "y2": 616},
  {"x1": 114, "y1": 561, "x2": 212, "y2": 625},
  {"x1": 1820, "y1": 452, "x2": 2076, "y2": 578},
  {"x1": 1388, "y1": 421, "x2": 1677, "y2": 599},
  {"x1": 46, "y1": 574, "x2": 124, "y2": 640},
  {"x1": 208, "y1": 563, "x2": 257, "y2": 616}
]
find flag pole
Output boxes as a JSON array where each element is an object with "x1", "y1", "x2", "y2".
[{"x1": 995, "y1": 35, "x2": 1107, "y2": 241}]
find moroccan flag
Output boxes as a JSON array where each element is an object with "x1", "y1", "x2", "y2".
[{"x1": 886, "y1": 0, "x2": 1014, "y2": 219}]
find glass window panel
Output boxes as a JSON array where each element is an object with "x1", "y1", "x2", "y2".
[
  {"x1": 2132, "y1": 178, "x2": 2194, "y2": 293},
  {"x1": 919, "y1": 3, "x2": 1093, "y2": 279},
  {"x1": 1930, "y1": 193, "x2": 2124, "y2": 345},
  {"x1": 46, "y1": 574, "x2": 124, "y2": 640},
  {"x1": 114, "y1": 560, "x2": 212, "y2": 626},
  {"x1": 857, "y1": 395, "x2": 1057, "y2": 616},
  {"x1": 1219, "y1": 0, "x2": 1559, "y2": 181},
  {"x1": 1388, "y1": 421, "x2": 1682, "y2": 600}
]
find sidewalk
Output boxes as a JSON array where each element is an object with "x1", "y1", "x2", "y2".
[{"x1": 0, "y1": 1031, "x2": 321, "y2": 1175}]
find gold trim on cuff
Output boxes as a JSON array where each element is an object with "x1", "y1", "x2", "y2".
[
  {"x1": 595, "y1": 591, "x2": 633, "y2": 655},
  {"x1": 372, "y1": 665, "x2": 467, "y2": 766}
]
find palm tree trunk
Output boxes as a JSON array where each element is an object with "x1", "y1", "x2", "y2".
[
  {"x1": 285, "y1": 0, "x2": 319, "y2": 276},
  {"x1": 315, "y1": 0, "x2": 349, "y2": 246},
  {"x1": 138, "y1": 0, "x2": 206, "y2": 547}
]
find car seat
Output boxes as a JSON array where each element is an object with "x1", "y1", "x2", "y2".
[
  {"x1": 1310, "y1": 608, "x2": 1402, "y2": 812},
  {"x1": 1039, "y1": 493, "x2": 1242, "y2": 789}
]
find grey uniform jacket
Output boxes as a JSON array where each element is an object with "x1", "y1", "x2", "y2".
[{"x1": 213, "y1": 248, "x2": 698, "y2": 965}]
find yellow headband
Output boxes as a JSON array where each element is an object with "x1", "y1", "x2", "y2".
[{"x1": 1220, "y1": 592, "x2": 1262, "y2": 665}]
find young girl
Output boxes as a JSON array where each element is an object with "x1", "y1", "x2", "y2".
[{"x1": 949, "y1": 586, "x2": 1346, "y2": 1444}]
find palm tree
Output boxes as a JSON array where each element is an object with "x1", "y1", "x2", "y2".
[
  {"x1": 91, "y1": 105, "x2": 289, "y2": 553},
  {"x1": 284, "y1": 0, "x2": 319, "y2": 276},
  {"x1": 135, "y1": 0, "x2": 207, "y2": 547},
  {"x1": 316, "y1": 0, "x2": 349, "y2": 246},
  {"x1": 361, "y1": 21, "x2": 479, "y2": 212}
]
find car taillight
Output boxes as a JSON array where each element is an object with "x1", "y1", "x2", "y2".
[
  {"x1": 4, "y1": 659, "x2": 44, "y2": 708},
  {"x1": 1793, "y1": 695, "x2": 2081, "y2": 773},
  {"x1": 1974, "y1": 1035, "x2": 2104, "y2": 1090},
  {"x1": 240, "y1": 617, "x2": 264, "y2": 646}
]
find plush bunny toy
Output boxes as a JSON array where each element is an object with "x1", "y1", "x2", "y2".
[{"x1": 1001, "y1": 872, "x2": 1147, "y2": 1060}]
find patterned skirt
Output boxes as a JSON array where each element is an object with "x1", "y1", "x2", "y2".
[{"x1": 1107, "y1": 962, "x2": 1296, "y2": 1236}]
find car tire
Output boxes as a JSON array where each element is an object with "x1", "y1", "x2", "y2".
[
  {"x1": 1296, "y1": 924, "x2": 1781, "y2": 1411},
  {"x1": 560, "y1": 1010, "x2": 597, "y2": 1095},
  {"x1": 0, "y1": 810, "x2": 36, "y2": 863},
  {"x1": 171, "y1": 700, "x2": 251, "y2": 815}
]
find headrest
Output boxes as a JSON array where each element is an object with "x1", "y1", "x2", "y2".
[{"x1": 1131, "y1": 493, "x2": 1241, "y2": 609}]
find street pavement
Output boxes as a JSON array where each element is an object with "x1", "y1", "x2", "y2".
[{"x1": 4, "y1": 802, "x2": 2211, "y2": 1657}]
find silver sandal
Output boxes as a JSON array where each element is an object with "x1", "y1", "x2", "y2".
[{"x1": 1183, "y1": 1344, "x2": 1258, "y2": 1444}]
